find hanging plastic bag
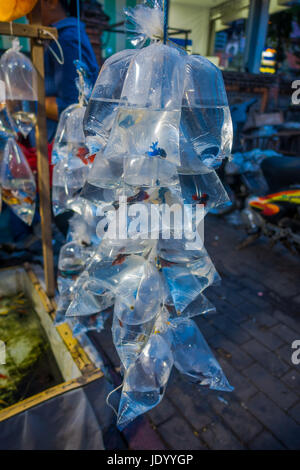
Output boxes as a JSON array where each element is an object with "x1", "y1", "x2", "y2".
[
  {"x1": 52, "y1": 154, "x2": 88, "y2": 216},
  {"x1": 0, "y1": 38, "x2": 37, "y2": 137},
  {"x1": 179, "y1": 54, "x2": 233, "y2": 171},
  {"x1": 171, "y1": 318, "x2": 233, "y2": 391},
  {"x1": 1, "y1": 137, "x2": 36, "y2": 224},
  {"x1": 70, "y1": 307, "x2": 111, "y2": 337},
  {"x1": 117, "y1": 333, "x2": 173, "y2": 430},
  {"x1": 114, "y1": 260, "x2": 162, "y2": 325},
  {"x1": 58, "y1": 241, "x2": 93, "y2": 277},
  {"x1": 83, "y1": 49, "x2": 138, "y2": 154},
  {"x1": 179, "y1": 171, "x2": 231, "y2": 215},
  {"x1": 0, "y1": 79, "x2": 16, "y2": 138},
  {"x1": 52, "y1": 104, "x2": 86, "y2": 165},
  {"x1": 112, "y1": 313, "x2": 156, "y2": 370},
  {"x1": 0, "y1": 79, "x2": 16, "y2": 214}
]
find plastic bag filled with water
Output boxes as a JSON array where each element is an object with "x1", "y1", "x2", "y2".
[
  {"x1": 0, "y1": 79, "x2": 16, "y2": 214},
  {"x1": 171, "y1": 318, "x2": 233, "y2": 391},
  {"x1": 112, "y1": 313, "x2": 156, "y2": 370},
  {"x1": 58, "y1": 241, "x2": 93, "y2": 277},
  {"x1": 52, "y1": 154, "x2": 88, "y2": 216},
  {"x1": 0, "y1": 137, "x2": 36, "y2": 224},
  {"x1": 83, "y1": 49, "x2": 138, "y2": 154},
  {"x1": 65, "y1": 270, "x2": 115, "y2": 318},
  {"x1": 0, "y1": 79, "x2": 16, "y2": 137},
  {"x1": 179, "y1": 54, "x2": 233, "y2": 172},
  {"x1": 179, "y1": 171, "x2": 231, "y2": 215},
  {"x1": 70, "y1": 307, "x2": 111, "y2": 337},
  {"x1": 114, "y1": 260, "x2": 162, "y2": 325},
  {"x1": 0, "y1": 38, "x2": 37, "y2": 137},
  {"x1": 52, "y1": 104, "x2": 89, "y2": 165},
  {"x1": 159, "y1": 247, "x2": 220, "y2": 314},
  {"x1": 117, "y1": 333, "x2": 173, "y2": 429}
]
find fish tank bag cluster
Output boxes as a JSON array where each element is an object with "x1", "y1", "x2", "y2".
[
  {"x1": 55, "y1": 0, "x2": 234, "y2": 429},
  {"x1": 0, "y1": 41, "x2": 37, "y2": 225}
]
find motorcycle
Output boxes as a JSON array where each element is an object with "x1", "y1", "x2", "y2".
[{"x1": 239, "y1": 156, "x2": 300, "y2": 253}]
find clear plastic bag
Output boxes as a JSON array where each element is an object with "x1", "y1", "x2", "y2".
[
  {"x1": 83, "y1": 49, "x2": 138, "y2": 154},
  {"x1": 86, "y1": 252, "x2": 145, "y2": 301},
  {"x1": 179, "y1": 55, "x2": 233, "y2": 171},
  {"x1": 52, "y1": 156, "x2": 88, "y2": 216},
  {"x1": 117, "y1": 333, "x2": 173, "y2": 429},
  {"x1": 0, "y1": 38, "x2": 37, "y2": 137},
  {"x1": 114, "y1": 260, "x2": 162, "y2": 325},
  {"x1": 179, "y1": 171, "x2": 231, "y2": 214},
  {"x1": 171, "y1": 318, "x2": 233, "y2": 392},
  {"x1": 0, "y1": 79, "x2": 16, "y2": 137},
  {"x1": 58, "y1": 241, "x2": 93, "y2": 277},
  {"x1": 0, "y1": 137, "x2": 36, "y2": 224},
  {"x1": 66, "y1": 272, "x2": 114, "y2": 318},
  {"x1": 112, "y1": 313, "x2": 156, "y2": 370},
  {"x1": 52, "y1": 104, "x2": 88, "y2": 165},
  {"x1": 70, "y1": 307, "x2": 111, "y2": 337}
]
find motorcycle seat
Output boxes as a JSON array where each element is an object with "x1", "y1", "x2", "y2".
[{"x1": 261, "y1": 156, "x2": 300, "y2": 193}]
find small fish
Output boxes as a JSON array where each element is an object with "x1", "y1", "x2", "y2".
[
  {"x1": 23, "y1": 196, "x2": 34, "y2": 205},
  {"x1": 76, "y1": 147, "x2": 95, "y2": 166},
  {"x1": 192, "y1": 193, "x2": 209, "y2": 206},
  {"x1": 127, "y1": 190, "x2": 150, "y2": 204},
  {"x1": 86, "y1": 153, "x2": 96, "y2": 165},
  {"x1": 112, "y1": 254, "x2": 127, "y2": 266},
  {"x1": 160, "y1": 258, "x2": 176, "y2": 268},
  {"x1": 89, "y1": 314, "x2": 98, "y2": 325},
  {"x1": 2, "y1": 188, "x2": 20, "y2": 205},
  {"x1": 76, "y1": 146, "x2": 89, "y2": 159},
  {"x1": 148, "y1": 141, "x2": 167, "y2": 158},
  {"x1": 0, "y1": 308, "x2": 9, "y2": 315}
]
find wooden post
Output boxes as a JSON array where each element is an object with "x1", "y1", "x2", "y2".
[{"x1": 29, "y1": 1, "x2": 55, "y2": 298}]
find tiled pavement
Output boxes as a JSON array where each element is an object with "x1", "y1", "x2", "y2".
[{"x1": 90, "y1": 215, "x2": 300, "y2": 450}]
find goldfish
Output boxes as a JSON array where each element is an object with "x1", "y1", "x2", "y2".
[
  {"x1": 23, "y1": 196, "x2": 34, "y2": 205},
  {"x1": 2, "y1": 188, "x2": 20, "y2": 205},
  {"x1": 76, "y1": 147, "x2": 96, "y2": 166},
  {"x1": 112, "y1": 254, "x2": 127, "y2": 266}
]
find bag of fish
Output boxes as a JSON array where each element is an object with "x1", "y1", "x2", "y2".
[
  {"x1": 0, "y1": 38, "x2": 37, "y2": 137},
  {"x1": 0, "y1": 79, "x2": 17, "y2": 214},
  {"x1": 52, "y1": 61, "x2": 94, "y2": 216},
  {"x1": 62, "y1": 0, "x2": 234, "y2": 429},
  {"x1": 1, "y1": 137, "x2": 36, "y2": 225}
]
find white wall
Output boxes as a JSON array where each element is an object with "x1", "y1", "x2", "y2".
[{"x1": 169, "y1": 2, "x2": 210, "y2": 55}]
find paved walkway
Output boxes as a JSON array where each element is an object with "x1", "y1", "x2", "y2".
[{"x1": 90, "y1": 215, "x2": 300, "y2": 450}]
